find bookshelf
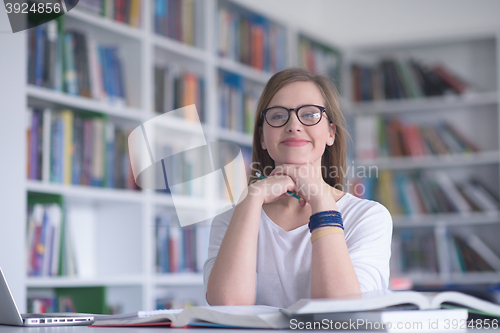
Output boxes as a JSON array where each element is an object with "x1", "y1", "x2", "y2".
[
  {"x1": 6, "y1": 0, "x2": 497, "y2": 314},
  {"x1": 1, "y1": 0, "x2": 344, "y2": 313},
  {"x1": 345, "y1": 30, "x2": 500, "y2": 288}
]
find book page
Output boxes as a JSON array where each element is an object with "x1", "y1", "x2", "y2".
[
  {"x1": 431, "y1": 291, "x2": 500, "y2": 316},
  {"x1": 174, "y1": 305, "x2": 287, "y2": 329},
  {"x1": 282, "y1": 290, "x2": 432, "y2": 315}
]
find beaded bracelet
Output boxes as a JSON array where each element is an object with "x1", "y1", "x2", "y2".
[
  {"x1": 310, "y1": 228, "x2": 345, "y2": 244},
  {"x1": 308, "y1": 210, "x2": 343, "y2": 233}
]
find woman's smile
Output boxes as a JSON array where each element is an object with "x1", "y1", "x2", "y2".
[{"x1": 281, "y1": 137, "x2": 310, "y2": 147}]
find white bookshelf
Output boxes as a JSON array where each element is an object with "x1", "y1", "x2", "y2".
[
  {"x1": 344, "y1": 30, "x2": 500, "y2": 287},
  {"x1": 7, "y1": 0, "x2": 498, "y2": 313}
]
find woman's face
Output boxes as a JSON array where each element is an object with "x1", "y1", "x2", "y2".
[{"x1": 260, "y1": 81, "x2": 335, "y2": 167}]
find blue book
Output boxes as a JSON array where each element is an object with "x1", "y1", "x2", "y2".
[
  {"x1": 98, "y1": 45, "x2": 109, "y2": 100},
  {"x1": 35, "y1": 25, "x2": 46, "y2": 86},
  {"x1": 395, "y1": 173, "x2": 411, "y2": 215},
  {"x1": 105, "y1": 47, "x2": 116, "y2": 99}
]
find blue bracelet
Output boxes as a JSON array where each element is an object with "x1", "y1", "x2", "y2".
[{"x1": 309, "y1": 210, "x2": 343, "y2": 233}]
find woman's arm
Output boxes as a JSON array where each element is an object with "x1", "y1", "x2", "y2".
[
  {"x1": 206, "y1": 193, "x2": 263, "y2": 305},
  {"x1": 206, "y1": 175, "x2": 297, "y2": 305},
  {"x1": 309, "y1": 196, "x2": 361, "y2": 298}
]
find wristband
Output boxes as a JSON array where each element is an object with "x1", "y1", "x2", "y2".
[
  {"x1": 308, "y1": 210, "x2": 343, "y2": 233},
  {"x1": 310, "y1": 227, "x2": 344, "y2": 243}
]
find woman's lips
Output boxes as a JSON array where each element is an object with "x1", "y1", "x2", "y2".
[{"x1": 281, "y1": 139, "x2": 309, "y2": 147}]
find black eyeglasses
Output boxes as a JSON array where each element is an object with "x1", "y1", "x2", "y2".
[{"x1": 261, "y1": 105, "x2": 330, "y2": 128}]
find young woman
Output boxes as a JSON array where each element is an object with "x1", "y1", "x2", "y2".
[{"x1": 203, "y1": 68, "x2": 392, "y2": 308}]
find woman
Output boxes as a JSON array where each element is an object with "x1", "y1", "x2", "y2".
[{"x1": 203, "y1": 68, "x2": 392, "y2": 308}]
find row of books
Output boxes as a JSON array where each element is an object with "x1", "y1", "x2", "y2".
[
  {"x1": 155, "y1": 214, "x2": 210, "y2": 273},
  {"x1": 355, "y1": 170, "x2": 500, "y2": 216},
  {"x1": 27, "y1": 19, "x2": 128, "y2": 106},
  {"x1": 297, "y1": 36, "x2": 341, "y2": 87},
  {"x1": 78, "y1": 0, "x2": 142, "y2": 27},
  {"x1": 355, "y1": 116, "x2": 479, "y2": 160},
  {"x1": 217, "y1": 3, "x2": 287, "y2": 72},
  {"x1": 26, "y1": 107, "x2": 138, "y2": 190},
  {"x1": 393, "y1": 228, "x2": 500, "y2": 276},
  {"x1": 154, "y1": 65, "x2": 205, "y2": 122},
  {"x1": 351, "y1": 58, "x2": 470, "y2": 102},
  {"x1": 394, "y1": 229, "x2": 438, "y2": 275},
  {"x1": 27, "y1": 295, "x2": 77, "y2": 314},
  {"x1": 26, "y1": 195, "x2": 76, "y2": 277},
  {"x1": 154, "y1": 142, "x2": 205, "y2": 198},
  {"x1": 446, "y1": 232, "x2": 500, "y2": 273},
  {"x1": 27, "y1": 286, "x2": 108, "y2": 314},
  {"x1": 218, "y1": 70, "x2": 260, "y2": 134},
  {"x1": 154, "y1": 0, "x2": 202, "y2": 46}
]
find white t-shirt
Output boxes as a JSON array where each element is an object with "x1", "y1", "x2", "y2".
[{"x1": 203, "y1": 192, "x2": 393, "y2": 309}]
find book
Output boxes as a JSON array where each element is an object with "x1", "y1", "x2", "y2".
[
  {"x1": 281, "y1": 290, "x2": 500, "y2": 317},
  {"x1": 91, "y1": 306, "x2": 288, "y2": 328},
  {"x1": 91, "y1": 290, "x2": 500, "y2": 329}
]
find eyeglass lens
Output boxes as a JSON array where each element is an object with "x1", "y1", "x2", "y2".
[{"x1": 266, "y1": 106, "x2": 323, "y2": 127}]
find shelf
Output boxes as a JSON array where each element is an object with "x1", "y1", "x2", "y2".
[
  {"x1": 217, "y1": 128, "x2": 253, "y2": 147},
  {"x1": 217, "y1": 57, "x2": 272, "y2": 84},
  {"x1": 66, "y1": 8, "x2": 144, "y2": 41},
  {"x1": 27, "y1": 86, "x2": 145, "y2": 122},
  {"x1": 393, "y1": 272, "x2": 500, "y2": 286},
  {"x1": 27, "y1": 180, "x2": 144, "y2": 204},
  {"x1": 449, "y1": 272, "x2": 500, "y2": 285},
  {"x1": 154, "y1": 274, "x2": 204, "y2": 286},
  {"x1": 152, "y1": 193, "x2": 210, "y2": 210},
  {"x1": 356, "y1": 150, "x2": 500, "y2": 170},
  {"x1": 26, "y1": 275, "x2": 145, "y2": 288},
  {"x1": 393, "y1": 211, "x2": 500, "y2": 228},
  {"x1": 349, "y1": 91, "x2": 498, "y2": 115},
  {"x1": 153, "y1": 35, "x2": 208, "y2": 63},
  {"x1": 392, "y1": 273, "x2": 443, "y2": 286}
]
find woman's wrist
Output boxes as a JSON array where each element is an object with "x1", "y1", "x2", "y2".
[
  {"x1": 308, "y1": 184, "x2": 338, "y2": 213},
  {"x1": 246, "y1": 182, "x2": 266, "y2": 206}
]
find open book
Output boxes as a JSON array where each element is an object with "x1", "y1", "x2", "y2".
[
  {"x1": 91, "y1": 290, "x2": 500, "y2": 329},
  {"x1": 91, "y1": 306, "x2": 288, "y2": 328},
  {"x1": 281, "y1": 290, "x2": 500, "y2": 317}
]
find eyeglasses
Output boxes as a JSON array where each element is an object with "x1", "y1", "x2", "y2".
[{"x1": 261, "y1": 105, "x2": 330, "y2": 128}]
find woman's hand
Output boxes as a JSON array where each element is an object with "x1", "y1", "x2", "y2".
[
  {"x1": 269, "y1": 162, "x2": 338, "y2": 212},
  {"x1": 248, "y1": 173, "x2": 297, "y2": 205}
]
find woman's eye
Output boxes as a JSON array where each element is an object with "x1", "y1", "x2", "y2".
[
  {"x1": 302, "y1": 113, "x2": 317, "y2": 119},
  {"x1": 271, "y1": 114, "x2": 286, "y2": 119}
]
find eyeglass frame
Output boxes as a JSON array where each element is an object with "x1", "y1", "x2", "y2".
[{"x1": 260, "y1": 104, "x2": 332, "y2": 128}]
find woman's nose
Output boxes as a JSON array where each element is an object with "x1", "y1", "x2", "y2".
[{"x1": 284, "y1": 110, "x2": 302, "y2": 131}]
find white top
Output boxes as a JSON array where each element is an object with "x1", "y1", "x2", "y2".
[{"x1": 203, "y1": 192, "x2": 393, "y2": 309}]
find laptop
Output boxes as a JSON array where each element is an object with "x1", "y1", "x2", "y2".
[{"x1": 0, "y1": 267, "x2": 94, "y2": 326}]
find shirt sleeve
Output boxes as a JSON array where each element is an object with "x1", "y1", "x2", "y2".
[
  {"x1": 202, "y1": 206, "x2": 235, "y2": 301},
  {"x1": 345, "y1": 202, "x2": 393, "y2": 292}
]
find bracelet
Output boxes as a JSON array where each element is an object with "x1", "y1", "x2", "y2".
[
  {"x1": 310, "y1": 227, "x2": 345, "y2": 244},
  {"x1": 309, "y1": 222, "x2": 344, "y2": 230},
  {"x1": 308, "y1": 210, "x2": 343, "y2": 233}
]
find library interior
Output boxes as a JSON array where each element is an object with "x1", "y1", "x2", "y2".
[{"x1": 2, "y1": 0, "x2": 500, "y2": 317}]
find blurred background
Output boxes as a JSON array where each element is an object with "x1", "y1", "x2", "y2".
[{"x1": 1, "y1": 0, "x2": 500, "y2": 314}]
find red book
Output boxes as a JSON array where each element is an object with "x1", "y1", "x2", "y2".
[{"x1": 433, "y1": 64, "x2": 468, "y2": 94}]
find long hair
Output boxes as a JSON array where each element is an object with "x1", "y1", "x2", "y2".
[{"x1": 248, "y1": 68, "x2": 350, "y2": 190}]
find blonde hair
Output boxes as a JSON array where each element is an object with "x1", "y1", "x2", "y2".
[{"x1": 248, "y1": 68, "x2": 350, "y2": 190}]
